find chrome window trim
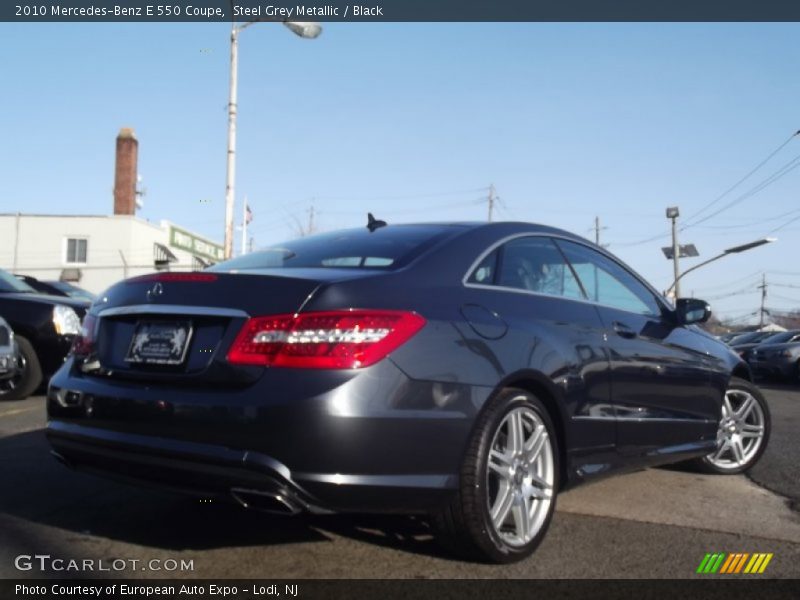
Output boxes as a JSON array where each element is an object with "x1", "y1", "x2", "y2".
[
  {"x1": 461, "y1": 232, "x2": 669, "y2": 319},
  {"x1": 573, "y1": 415, "x2": 717, "y2": 424},
  {"x1": 98, "y1": 305, "x2": 249, "y2": 319}
]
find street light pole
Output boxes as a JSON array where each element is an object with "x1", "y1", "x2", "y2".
[
  {"x1": 224, "y1": 23, "x2": 241, "y2": 260},
  {"x1": 222, "y1": 19, "x2": 322, "y2": 260},
  {"x1": 667, "y1": 206, "x2": 681, "y2": 298},
  {"x1": 665, "y1": 238, "x2": 776, "y2": 297}
]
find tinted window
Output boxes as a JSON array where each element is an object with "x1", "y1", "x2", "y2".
[
  {"x1": 555, "y1": 239, "x2": 661, "y2": 316},
  {"x1": 471, "y1": 236, "x2": 585, "y2": 301},
  {"x1": 467, "y1": 249, "x2": 499, "y2": 285},
  {"x1": 213, "y1": 225, "x2": 457, "y2": 271}
]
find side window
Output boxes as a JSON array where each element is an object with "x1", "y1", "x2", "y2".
[
  {"x1": 469, "y1": 236, "x2": 586, "y2": 301},
  {"x1": 555, "y1": 239, "x2": 661, "y2": 316},
  {"x1": 467, "y1": 248, "x2": 499, "y2": 285}
]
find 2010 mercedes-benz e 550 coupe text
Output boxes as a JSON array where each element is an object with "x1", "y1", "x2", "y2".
[{"x1": 47, "y1": 221, "x2": 770, "y2": 563}]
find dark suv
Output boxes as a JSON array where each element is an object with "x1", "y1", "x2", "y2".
[{"x1": 0, "y1": 268, "x2": 89, "y2": 400}]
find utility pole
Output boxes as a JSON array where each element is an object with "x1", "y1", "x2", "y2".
[
  {"x1": 666, "y1": 206, "x2": 681, "y2": 299},
  {"x1": 758, "y1": 273, "x2": 768, "y2": 328},
  {"x1": 487, "y1": 184, "x2": 496, "y2": 222},
  {"x1": 307, "y1": 205, "x2": 316, "y2": 236},
  {"x1": 592, "y1": 216, "x2": 608, "y2": 246}
]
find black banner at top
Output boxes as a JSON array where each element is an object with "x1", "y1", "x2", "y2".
[{"x1": 4, "y1": 0, "x2": 800, "y2": 22}]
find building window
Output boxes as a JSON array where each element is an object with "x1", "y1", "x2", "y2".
[{"x1": 65, "y1": 238, "x2": 88, "y2": 264}]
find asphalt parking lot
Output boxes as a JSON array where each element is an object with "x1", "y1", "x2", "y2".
[{"x1": 0, "y1": 385, "x2": 798, "y2": 579}]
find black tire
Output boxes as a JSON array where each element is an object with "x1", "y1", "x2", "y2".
[
  {"x1": 0, "y1": 336, "x2": 42, "y2": 401},
  {"x1": 691, "y1": 377, "x2": 770, "y2": 475},
  {"x1": 431, "y1": 388, "x2": 560, "y2": 563}
]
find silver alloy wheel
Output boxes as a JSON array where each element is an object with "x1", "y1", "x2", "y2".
[
  {"x1": 486, "y1": 404, "x2": 555, "y2": 547},
  {"x1": 706, "y1": 388, "x2": 766, "y2": 471}
]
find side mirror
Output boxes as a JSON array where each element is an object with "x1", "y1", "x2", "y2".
[{"x1": 676, "y1": 298, "x2": 711, "y2": 325}]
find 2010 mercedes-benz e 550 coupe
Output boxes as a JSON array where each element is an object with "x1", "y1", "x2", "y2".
[{"x1": 47, "y1": 221, "x2": 770, "y2": 563}]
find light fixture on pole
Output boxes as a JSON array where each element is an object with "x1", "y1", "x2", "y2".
[
  {"x1": 223, "y1": 18, "x2": 322, "y2": 259},
  {"x1": 665, "y1": 238, "x2": 776, "y2": 297}
]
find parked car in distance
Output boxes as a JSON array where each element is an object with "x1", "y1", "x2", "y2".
[
  {"x1": 727, "y1": 330, "x2": 773, "y2": 347},
  {"x1": 46, "y1": 221, "x2": 770, "y2": 563},
  {"x1": 747, "y1": 330, "x2": 800, "y2": 381},
  {"x1": 718, "y1": 332, "x2": 743, "y2": 344},
  {"x1": 730, "y1": 331, "x2": 782, "y2": 360},
  {"x1": 0, "y1": 268, "x2": 89, "y2": 400},
  {"x1": 15, "y1": 274, "x2": 96, "y2": 302},
  {"x1": 0, "y1": 316, "x2": 21, "y2": 397}
]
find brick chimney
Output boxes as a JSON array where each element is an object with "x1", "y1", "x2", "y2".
[{"x1": 113, "y1": 127, "x2": 138, "y2": 215}]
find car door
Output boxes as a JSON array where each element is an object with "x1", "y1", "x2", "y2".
[
  {"x1": 554, "y1": 239, "x2": 720, "y2": 459},
  {"x1": 465, "y1": 235, "x2": 616, "y2": 471}
]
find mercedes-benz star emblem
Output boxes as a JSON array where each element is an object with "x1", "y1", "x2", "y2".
[{"x1": 146, "y1": 282, "x2": 164, "y2": 302}]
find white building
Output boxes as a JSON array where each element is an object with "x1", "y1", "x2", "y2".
[
  {"x1": 0, "y1": 128, "x2": 224, "y2": 294},
  {"x1": 0, "y1": 213, "x2": 223, "y2": 294}
]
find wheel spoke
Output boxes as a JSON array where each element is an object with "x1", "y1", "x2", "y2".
[
  {"x1": 731, "y1": 438, "x2": 745, "y2": 465},
  {"x1": 524, "y1": 426, "x2": 546, "y2": 464},
  {"x1": 489, "y1": 449, "x2": 512, "y2": 478},
  {"x1": 508, "y1": 411, "x2": 525, "y2": 454},
  {"x1": 722, "y1": 394, "x2": 734, "y2": 418},
  {"x1": 491, "y1": 482, "x2": 514, "y2": 528},
  {"x1": 713, "y1": 439, "x2": 730, "y2": 460},
  {"x1": 736, "y1": 395, "x2": 756, "y2": 420},
  {"x1": 525, "y1": 479, "x2": 552, "y2": 500},
  {"x1": 741, "y1": 424, "x2": 764, "y2": 438},
  {"x1": 511, "y1": 495, "x2": 531, "y2": 541}
]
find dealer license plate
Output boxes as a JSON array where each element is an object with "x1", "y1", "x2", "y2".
[{"x1": 125, "y1": 321, "x2": 193, "y2": 365}]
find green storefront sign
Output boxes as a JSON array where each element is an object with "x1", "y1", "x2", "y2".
[{"x1": 169, "y1": 226, "x2": 225, "y2": 262}]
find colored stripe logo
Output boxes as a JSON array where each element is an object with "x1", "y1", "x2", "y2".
[{"x1": 696, "y1": 552, "x2": 773, "y2": 574}]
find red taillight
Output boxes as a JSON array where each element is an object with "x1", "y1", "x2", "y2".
[
  {"x1": 227, "y1": 310, "x2": 426, "y2": 369},
  {"x1": 71, "y1": 313, "x2": 98, "y2": 356},
  {"x1": 125, "y1": 273, "x2": 218, "y2": 284}
]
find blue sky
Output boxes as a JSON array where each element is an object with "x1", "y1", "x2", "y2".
[{"x1": 1, "y1": 22, "x2": 799, "y2": 323}]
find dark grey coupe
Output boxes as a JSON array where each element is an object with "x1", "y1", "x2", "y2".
[{"x1": 47, "y1": 221, "x2": 770, "y2": 563}]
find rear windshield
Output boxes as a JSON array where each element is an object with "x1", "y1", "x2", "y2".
[{"x1": 212, "y1": 225, "x2": 458, "y2": 271}]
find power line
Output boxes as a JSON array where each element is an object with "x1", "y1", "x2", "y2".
[
  {"x1": 612, "y1": 129, "x2": 799, "y2": 248},
  {"x1": 307, "y1": 186, "x2": 489, "y2": 202},
  {"x1": 681, "y1": 129, "x2": 799, "y2": 226},
  {"x1": 683, "y1": 150, "x2": 800, "y2": 230},
  {"x1": 767, "y1": 213, "x2": 800, "y2": 235},
  {"x1": 692, "y1": 207, "x2": 800, "y2": 230}
]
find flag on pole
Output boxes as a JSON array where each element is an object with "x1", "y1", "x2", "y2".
[{"x1": 245, "y1": 203, "x2": 253, "y2": 224}]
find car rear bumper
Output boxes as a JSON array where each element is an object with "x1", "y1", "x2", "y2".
[{"x1": 46, "y1": 358, "x2": 481, "y2": 514}]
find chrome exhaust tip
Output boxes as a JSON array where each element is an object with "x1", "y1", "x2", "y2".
[{"x1": 230, "y1": 487, "x2": 302, "y2": 515}]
